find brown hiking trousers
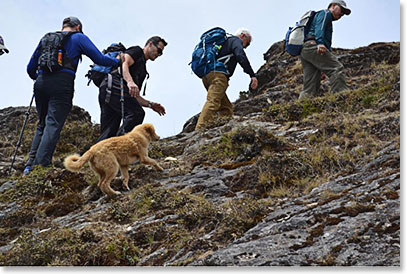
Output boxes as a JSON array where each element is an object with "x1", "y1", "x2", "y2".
[
  {"x1": 299, "y1": 40, "x2": 348, "y2": 99},
  {"x1": 195, "y1": 71, "x2": 232, "y2": 130}
]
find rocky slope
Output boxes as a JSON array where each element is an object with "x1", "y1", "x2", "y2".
[{"x1": 0, "y1": 41, "x2": 400, "y2": 266}]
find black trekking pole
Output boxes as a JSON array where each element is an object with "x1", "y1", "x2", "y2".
[
  {"x1": 119, "y1": 53, "x2": 125, "y2": 124},
  {"x1": 8, "y1": 94, "x2": 35, "y2": 175}
]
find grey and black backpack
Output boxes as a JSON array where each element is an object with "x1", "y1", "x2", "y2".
[{"x1": 37, "y1": 31, "x2": 76, "y2": 72}]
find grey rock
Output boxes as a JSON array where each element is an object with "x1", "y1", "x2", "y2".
[
  {"x1": 0, "y1": 180, "x2": 17, "y2": 193},
  {"x1": 195, "y1": 145, "x2": 400, "y2": 266}
]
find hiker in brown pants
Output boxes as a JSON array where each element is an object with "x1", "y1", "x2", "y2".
[
  {"x1": 299, "y1": 0, "x2": 351, "y2": 99},
  {"x1": 200, "y1": 71, "x2": 233, "y2": 122},
  {"x1": 195, "y1": 28, "x2": 258, "y2": 130}
]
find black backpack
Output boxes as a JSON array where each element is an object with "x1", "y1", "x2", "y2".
[
  {"x1": 38, "y1": 31, "x2": 75, "y2": 72},
  {"x1": 85, "y1": 42, "x2": 126, "y2": 87}
]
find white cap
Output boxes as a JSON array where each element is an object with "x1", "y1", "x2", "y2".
[{"x1": 329, "y1": 0, "x2": 351, "y2": 15}]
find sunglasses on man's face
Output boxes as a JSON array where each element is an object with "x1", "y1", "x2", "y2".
[{"x1": 153, "y1": 43, "x2": 163, "y2": 56}]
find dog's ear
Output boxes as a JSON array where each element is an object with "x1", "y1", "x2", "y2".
[{"x1": 144, "y1": 123, "x2": 155, "y2": 136}]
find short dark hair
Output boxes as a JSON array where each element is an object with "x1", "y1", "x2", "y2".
[
  {"x1": 62, "y1": 16, "x2": 83, "y2": 33},
  {"x1": 145, "y1": 36, "x2": 167, "y2": 47}
]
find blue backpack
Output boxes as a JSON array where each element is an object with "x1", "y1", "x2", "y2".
[
  {"x1": 285, "y1": 10, "x2": 316, "y2": 56},
  {"x1": 85, "y1": 42, "x2": 126, "y2": 87},
  {"x1": 190, "y1": 27, "x2": 230, "y2": 78}
]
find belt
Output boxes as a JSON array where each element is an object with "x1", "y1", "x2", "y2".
[{"x1": 304, "y1": 35, "x2": 316, "y2": 42}]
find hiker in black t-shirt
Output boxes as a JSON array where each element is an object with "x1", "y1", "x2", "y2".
[{"x1": 97, "y1": 36, "x2": 167, "y2": 142}]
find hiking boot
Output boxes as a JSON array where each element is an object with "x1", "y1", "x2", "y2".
[{"x1": 23, "y1": 166, "x2": 33, "y2": 176}]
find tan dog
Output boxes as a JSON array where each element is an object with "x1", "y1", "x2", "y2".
[{"x1": 64, "y1": 123, "x2": 163, "y2": 196}]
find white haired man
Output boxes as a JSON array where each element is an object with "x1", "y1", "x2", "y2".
[{"x1": 195, "y1": 28, "x2": 258, "y2": 130}]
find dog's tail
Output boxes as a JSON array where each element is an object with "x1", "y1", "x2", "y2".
[{"x1": 63, "y1": 151, "x2": 92, "y2": 172}]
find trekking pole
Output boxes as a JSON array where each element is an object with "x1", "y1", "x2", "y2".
[
  {"x1": 8, "y1": 93, "x2": 35, "y2": 175},
  {"x1": 119, "y1": 52, "x2": 125, "y2": 123}
]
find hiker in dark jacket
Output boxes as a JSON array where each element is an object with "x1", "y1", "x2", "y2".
[
  {"x1": 24, "y1": 16, "x2": 119, "y2": 175},
  {"x1": 195, "y1": 28, "x2": 258, "y2": 130},
  {"x1": 96, "y1": 36, "x2": 167, "y2": 142},
  {"x1": 299, "y1": 0, "x2": 351, "y2": 99}
]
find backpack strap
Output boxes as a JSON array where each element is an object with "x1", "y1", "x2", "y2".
[
  {"x1": 217, "y1": 54, "x2": 232, "y2": 64},
  {"x1": 217, "y1": 54, "x2": 233, "y2": 75},
  {"x1": 59, "y1": 31, "x2": 74, "y2": 45},
  {"x1": 105, "y1": 73, "x2": 113, "y2": 103},
  {"x1": 60, "y1": 32, "x2": 79, "y2": 71},
  {"x1": 141, "y1": 72, "x2": 149, "y2": 96}
]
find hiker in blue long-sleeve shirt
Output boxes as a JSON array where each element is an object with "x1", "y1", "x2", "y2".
[
  {"x1": 299, "y1": 0, "x2": 351, "y2": 99},
  {"x1": 24, "y1": 16, "x2": 119, "y2": 175}
]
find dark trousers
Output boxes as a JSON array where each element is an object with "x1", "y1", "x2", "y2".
[
  {"x1": 97, "y1": 80, "x2": 145, "y2": 142},
  {"x1": 26, "y1": 72, "x2": 74, "y2": 167},
  {"x1": 299, "y1": 40, "x2": 348, "y2": 99}
]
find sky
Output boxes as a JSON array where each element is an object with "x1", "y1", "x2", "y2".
[{"x1": 0, "y1": 0, "x2": 401, "y2": 138}]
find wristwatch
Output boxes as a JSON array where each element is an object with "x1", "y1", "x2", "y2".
[{"x1": 148, "y1": 102, "x2": 153, "y2": 108}]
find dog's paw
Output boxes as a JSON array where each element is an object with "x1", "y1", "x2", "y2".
[
  {"x1": 112, "y1": 191, "x2": 122, "y2": 196},
  {"x1": 106, "y1": 191, "x2": 121, "y2": 199}
]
